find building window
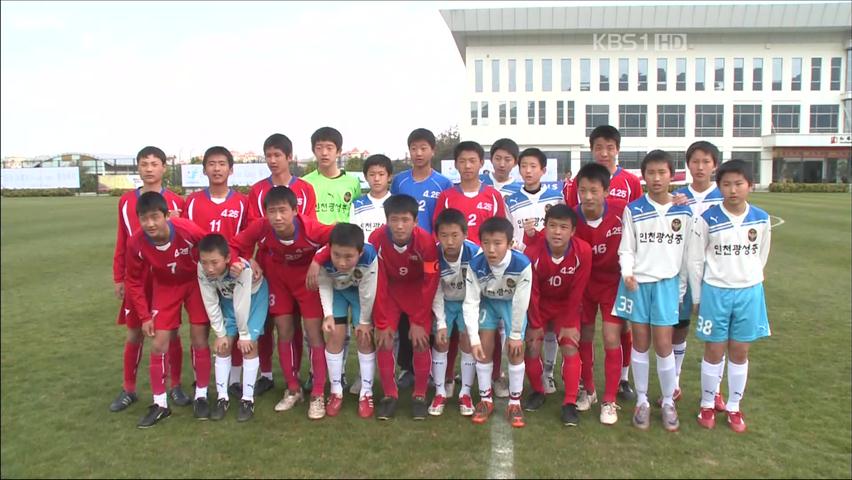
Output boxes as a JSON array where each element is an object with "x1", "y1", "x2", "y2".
[
  {"x1": 499, "y1": 101, "x2": 507, "y2": 125},
  {"x1": 491, "y1": 59, "x2": 500, "y2": 93},
  {"x1": 734, "y1": 58, "x2": 744, "y2": 91},
  {"x1": 538, "y1": 100, "x2": 546, "y2": 125},
  {"x1": 510, "y1": 101, "x2": 517, "y2": 125},
  {"x1": 792, "y1": 57, "x2": 802, "y2": 91},
  {"x1": 695, "y1": 58, "x2": 705, "y2": 91},
  {"x1": 696, "y1": 104, "x2": 724, "y2": 137},
  {"x1": 561, "y1": 58, "x2": 571, "y2": 91},
  {"x1": 772, "y1": 58, "x2": 783, "y2": 91},
  {"x1": 810, "y1": 57, "x2": 821, "y2": 91},
  {"x1": 600, "y1": 58, "x2": 610, "y2": 91},
  {"x1": 771, "y1": 105, "x2": 800, "y2": 133},
  {"x1": 830, "y1": 57, "x2": 841, "y2": 91},
  {"x1": 810, "y1": 105, "x2": 839, "y2": 133},
  {"x1": 617, "y1": 151, "x2": 646, "y2": 170},
  {"x1": 475, "y1": 60, "x2": 483, "y2": 93},
  {"x1": 527, "y1": 100, "x2": 535, "y2": 125},
  {"x1": 525, "y1": 59, "x2": 533, "y2": 92},
  {"x1": 733, "y1": 104, "x2": 761, "y2": 137},
  {"x1": 470, "y1": 101, "x2": 478, "y2": 126},
  {"x1": 580, "y1": 151, "x2": 594, "y2": 165},
  {"x1": 619, "y1": 58, "x2": 629, "y2": 91},
  {"x1": 676, "y1": 58, "x2": 686, "y2": 91},
  {"x1": 565, "y1": 101, "x2": 575, "y2": 125},
  {"x1": 586, "y1": 104, "x2": 609, "y2": 136},
  {"x1": 731, "y1": 151, "x2": 761, "y2": 183},
  {"x1": 557, "y1": 101, "x2": 564, "y2": 126},
  {"x1": 542, "y1": 58, "x2": 552, "y2": 92},
  {"x1": 619, "y1": 105, "x2": 647, "y2": 137},
  {"x1": 556, "y1": 100, "x2": 576, "y2": 126},
  {"x1": 753, "y1": 58, "x2": 763, "y2": 91},
  {"x1": 714, "y1": 57, "x2": 724, "y2": 90},
  {"x1": 656, "y1": 58, "x2": 667, "y2": 91},
  {"x1": 481, "y1": 101, "x2": 489, "y2": 127},
  {"x1": 638, "y1": 58, "x2": 648, "y2": 91},
  {"x1": 508, "y1": 59, "x2": 517, "y2": 92},
  {"x1": 580, "y1": 58, "x2": 590, "y2": 91},
  {"x1": 657, "y1": 105, "x2": 686, "y2": 137}
]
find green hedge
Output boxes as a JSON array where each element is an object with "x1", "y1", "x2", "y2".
[
  {"x1": 1, "y1": 188, "x2": 76, "y2": 197},
  {"x1": 768, "y1": 183, "x2": 850, "y2": 193}
]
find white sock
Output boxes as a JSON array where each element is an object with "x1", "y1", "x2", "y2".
[
  {"x1": 154, "y1": 393, "x2": 168, "y2": 408},
  {"x1": 700, "y1": 359, "x2": 724, "y2": 408},
  {"x1": 215, "y1": 355, "x2": 231, "y2": 400},
  {"x1": 508, "y1": 362, "x2": 525, "y2": 405},
  {"x1": 672, "y1": 341, "x2": 686, "y2": 389},
  {"x1": 656, "y1": 352, "x2": 677, "y2": 407},
  {"x1": 460, "y1": 352, "x2": 476, "y2": 397},
  {"x1": 543, "y1": 332, "x2": 558, "y2": 376},
  {"x1": 195, "y1": 385, "x2": 207, "y2": 400},
  {"x1": 431, "y1": 349, "x2": 448, "y2": 396},
  {"x1": 631, "y1": 348, "x2": 650, "y2": 407},
  {"x1": 261, "y1": 372, "x2": 273, "y2": 381},
  {"x1": 476, "y1": 361, "x2": 494, "y2": 401},
  {"x1": 621, "y1": 365, "x2": 630, "y2": 382},
  {"x1": 726, "y1": 360, "x2": 748, "y2": 412},
  {"x1": 716, "y1": 353, "x2": 726, "y2": 394},
  {"x1": 325, "y1": 350, "x2": 344, "y2": 395},
  {"x1": 229, "y1": 365, "x2": 242, "y2": 385},
  {"x1": 341, "y1": 329, "x2": 351, "y2": 382},
  {"x1": 358, "y1": 351, "x2": 375, "y2": 398},
  {"x1": 242, "y1": 357, "x2": 259, "y2": 401}
]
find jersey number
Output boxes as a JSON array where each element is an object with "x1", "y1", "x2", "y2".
[
  {"x1": 167, "y1": 262, "x2": 177, "y2": 274},
  {"x1": 467, "y1": 213, "x2": 477, "y2": 227},
  {"x1": 592, "y1": 244, "x2": 607, "y2": 255},
  {"x1": 617, "y1": 296, "x2": 633, "y2": 314},
  {"x1": 209, "y1": 219, "x2": 221, "y2": 232},
  {"x1": 399, "y1": 267, "x2": 409, "y2": 276},
  {"x1": 697, "y1": 316, "x2": 713, "y2": 336},
  {"x1": 418, "y1": 200, "x2": 426, "y2": 212},
  {"x1": 547, "y1": 275, "x2": 562, "y2": 287}
]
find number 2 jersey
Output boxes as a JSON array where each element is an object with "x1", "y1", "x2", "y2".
[
  {"x1": 433, "y1": 184, "x2": 506, "y2": 244},
  {"x1": 183, "y1": 188, "x2": 248, "y2": 240}
]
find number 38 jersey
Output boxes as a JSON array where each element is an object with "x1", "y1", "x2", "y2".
[
  {"x1": 573, "y1": 199, "x2": 626, "y2": 288},
  {"x1": 184, "y1": 188, "x2": 248, "y2": 241}
]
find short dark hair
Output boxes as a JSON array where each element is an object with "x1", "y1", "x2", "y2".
[
  {"x1": 407, "y1": 128, "x2": 436, "y2": 149},
  {"x1": 544, "y1": 204, "x2": 577, "y2": 228},
  {"x1": 589, "y1": 125, "x2": 621, "y2": 150},
  {"x1": 137, "y1": 146, "x2": 167, "y2": 165},
  {"x1": 479, "y1": 217, "x2": 513, "y2": 243},
  {"x1": 136, "y1": 191, "x2": 168, "y2": 216},
  {"x1": 264, "y1": 185, "x2": 298, "y2": 210},
  {"x1": 383, "y1": 194, "x2": 419, "y2": 220},
  {"x1": 198, "y1": 233, "x2": 230, "y2": 257},
  {"x1": 263, "y1": 133, "x2": 293, "y2": 157},
  {"x1": 490, "y1": 138, "x2": 519, "y2": 162},
  {"x1": 716, "y1": 159, "x2": 754, "y2": 185},
  {"x1": 434, "y1": 208, "x2": 468, "y2": 235},
  {"x1": 330, "y1": 223, "x2": 365, "y2": 252},
  {"x1": 686, "y1": 141, "x2": 720, "y2": 166},
  {"x1": 518, "y1": 147, "x2": 547, "y2": 169},
  {"x1": 363, "y1": 154, "x2": 393, "y2": 176},
  {"x1": 641, "y1": 150, "x2": 675, "y2": 176},
  {"x1": 575, "y1": 162, "x2": 611, "y2": 190},
  {"x1": 454, "y1": 141, "x2": 484, "y2": 162},
  {"x1": 311, "y1": 126, "x2": 343, "y2": 151},
  {"x1": 203, "y1": 146, "x2": 234, "y2": 168}
]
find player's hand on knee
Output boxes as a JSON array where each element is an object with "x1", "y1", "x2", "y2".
[
  {"x1": 305, "y1": 262, "x2": 320, "y2": 291},
  {"x1": 238, "y1": 339, "x2": 254, "y2": 355},
  {"x1": 435, "y1": 328, "x2": 448, "y2": 349},
  {"x1": 409, "y1": 324, "x2": 429, "y2": 351},
  {"x1": 355, "y1": 324, "x2": 373, "y2": 345},
  {"x1": 507, "y1": 338, "x2": 524, "y2": 357},
  {"x1": 322, "y1": 316, "x2": 335, "y2": 334},
  {"x1": 214, "y1": 336, "x2": 230, "y2": 356},
  {"x1": 471, "y1": 344, "x2": 486, "y2": 362}
]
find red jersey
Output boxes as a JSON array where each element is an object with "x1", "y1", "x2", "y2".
[
  {"x1": 525, "y1": 234, "x2": 592, "y2": 329},
  {"x1": 573, "y1": 199, "x2": 626, "y2": 286},
  {"x1": 563, "y1": 167, "x2": 642, "y2": 207},
  {"x1": 433, "y1": 184, "x2": 506, "y2": 244},
  {"x1": 125, "y1": 217, "x2": 207, "y2": 322},
  {"x1": 247, "y1": 176, "x2": 317, "y2": 222},
  {"x1": 183, "y1": 188, "x2": 248, "y2": 240},
  {"x1": 113, "y1": 187, "x2": 185, "y2": 283},
  {"x1": 230, "y1": 215, "x2": 333, "y2": 269}
]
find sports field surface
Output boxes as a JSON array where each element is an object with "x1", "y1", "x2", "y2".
[{"x1": 1, "y1": 193, "x2": 850, "y2": 478}]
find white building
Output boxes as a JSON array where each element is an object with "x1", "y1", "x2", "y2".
[{"x1": 441, "y1": 3, "x2": 852, "y2": 187}]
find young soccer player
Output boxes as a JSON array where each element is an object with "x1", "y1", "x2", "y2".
[
  {"x1": 124, "y1": 192, "x2": 211, "y2": 428},
  {"x1": 480, "y1": 138, "x2": 522, "y2": 197},
  {"x1": 368, "y1": 194, "x2": 440, "y2": 420},
  {"x1": 688, "y1": 160, "x2": 771, "y2": 433},
  {"x1": 464, "y1": 217, "x2": 532, "y2": 428},
  {"x1": 563, "y1": 125, "x2": 642, "y2": 207},
  {"x1": 351, "y1": 154, "x2": 393, "y2": 238},
  {"x1": 230, "y1": 186, "x2": 333, "y2": 420},
  {"x1": 521, "y1": 205, "x2": 591, "y2": 426},
  {"x1": 429, "y1": 208, "x2": 481, "y2": 416},
  {"x1": 614, "y1": 150, "x2": 693, "y2": 432},
  {"x1": 304, "y1": 127, "x2": 361, "y2": 225},
  {"x1": 197, "y1": 234, "x2": 268, "y2": 422},
  {"x1": 110, "y1": 146, "x2": 188, "y2": 413}
]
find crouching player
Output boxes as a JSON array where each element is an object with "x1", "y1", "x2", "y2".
[
  {"x1": 688, "y1": 160, "x2": 771, "y2": 433},
  {"x1": 197, "y1": 234, "x2": 268, "y2": 422},
  {"x1": 464, "y1": 217, "x2": 532, "y2": 428},
  {"x1": 522, "y1": 205, "x2": 591, "y2": 426}
]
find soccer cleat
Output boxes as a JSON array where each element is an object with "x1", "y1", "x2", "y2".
[
  {"x1": 600, "y1": 402, "x2": 620, "y2": 425},
  {"x1": 458, "y1": 395, "x2": 475, "y2": 416},
  {"x1": 228, "y1": 382, "x2": 242, "y2": 399},
  {"x1": 472, "y1": 400, "x2": 494, "y2": 424},
  {"x1": 237, "y1": 400, "x2": 254, "y2": 422},
  {"x1": 358, "y1": 395, "x2": 374, "y2": 418},
  {"x1": 302, "y1": 373, "x2": 314, "y2": 395},
  {"x1": 524, "y1": 391, "x2": 546, "y2": 412},
  {"x1": 137, "y1": 404, "x2": 171, "y2": 428},
  {"x1": 544, "y1": 375, "x2": 557, "y2": 395},
  {"x1": 376, "y1": 396, "x2": 398, "y2": 420},
  {"x1": 349, "y1": 376, "x2": 362, "y2": 396},
  {"x1": 210, "y1": 398, "x2": 229, "y2": 421},
  {"x1": 714, "y1": 393, "x2": 727, "y2": 412},
  {"x1": 661, "y1": 404, "x2": 680, "y2": 432},
  {"x1": 109, "y1": 390, "x2": 138, "y2": 412},
  {"x1": 697, "y1": 407, "x2": 716, "y2": 429},
  {"x1": 656, "y1": 388, "x2": 683, "y2": 407},
  {"x1": 576, "y1": 388, "x2": 598, "y2": 412},
  {"x1": 254, "y1": 376, "x2": 274, "y2": 396},
  {"x1": 632, "y1": 404, "x2": 651, "y2": 430},
  {"x1": 506, "y1": 403, "x2": 525, "y2": 428},
  {"x1": 727, "y1": 411, "x2": 747, "y2": 433},
  {"x1": 561, "y1": 403, "x2": 579, "y2": 427},
  {"x1": 412, "y1": 396, "x2": 428, "y2": 420},
  {"x1": 617, "y1": 380, "x2": 637, "y2": 402},
  {"x1": 274, "y1": 389, "x2": 304, "y2": 412},
  {"x1": 445, "y1": 381, "x2": 456, "y2": 399},
  {"x1": 169, "y1": 386, "x2": 192, "y2": 407},
  {"x1": 428, "y1": 395, "x2": 446, "y2": 416},
  {"x1": 193, "y1": 397, "x2": 210, "y2": 420},
  {"x1": 308, "y1": 395, "x2": 326, "y2": 420},
  {"x1": 326, "y1": 394, "x2": 344, "y2": 417},
  {"x1": 493, "y1": 376, "x2": 510, "y2": 399},
  {"x1": 396, "y1": 370, "x2": 414, "y2": 390}
]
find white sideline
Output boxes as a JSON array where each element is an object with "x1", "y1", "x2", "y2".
[{"x1": 488, "y1": 398, "x2": 515, "y2": 479}]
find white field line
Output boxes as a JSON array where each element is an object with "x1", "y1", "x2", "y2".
[
  {"x1": 488, "y1": 398, "x2": 515, "y2": 479},
  {"x1": 771, "y1": 215, "x2": 786, "y2": 228}
]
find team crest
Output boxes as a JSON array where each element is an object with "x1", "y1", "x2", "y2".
[
  {"x1": 748, "y1": 228, "x2": 757, "y2": 242},
  {"x1": 506, "y1": 278, "x2": 516, "y2": 288},
  {"x1": 344, "y1": 192, "x2": 352, "y2": 203},
  {"x1": 671, "y1": 218, "x2": 682, "y2": 232},
  {"x1": 353, "y1": 269, "x2": 363, "y2": 279}
]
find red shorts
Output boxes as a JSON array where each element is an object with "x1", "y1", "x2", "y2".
[
  {"x1": 529, "y1": 300, "x2": 580, "y2": 331},
  {"x1": 151, "y1": 281, "x2": 209, "y2": 331},
  {"x1": 581, "y1": 280, "x2": 622, "y2": 326},
  {"x1": 265, "y1": 261, "x2": 322, "y2": 319},
  {"x1": 373, "y1": 284, "x2": 430, "y2": 331},
  {"x1": 117, "y1": 273, "x2": 153, "y2": 329}
]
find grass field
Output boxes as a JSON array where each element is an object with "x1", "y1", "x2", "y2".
[{"x1": 1, "y1": 193, "x2": 850, "y2": 478}]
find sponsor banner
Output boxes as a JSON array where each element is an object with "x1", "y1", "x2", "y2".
[
  {"x1": 181, "y1": 163, "x2": 271, "y2": 187},
  {"x1": 1, "y1": 167, "x2": 80, "y2": 189},
  {"x1": 99, "y1": 174, "x2": 143, "y2": 191}
]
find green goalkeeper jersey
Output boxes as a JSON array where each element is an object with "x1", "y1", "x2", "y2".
[{"x1": 303, "y1": 169, "x2": 362, "y2": 225}]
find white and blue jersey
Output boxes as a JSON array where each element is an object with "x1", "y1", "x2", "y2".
[
  {"x1": 463, "y1": 250, "x2": 532, "y2": 346},
  {"x1": 317, "y1": 243, "x2": 379, "y2": 325},
  {"x1": 480, "y1": 172, "x2": 522, "y2": 197},
  {"x1": 391, "y1": 169, "x2": 453, "y2": 233},
  {"x1": 504, "y1": 185, "x2": 565, "y2": 249},
  {"x1": 197, "y1": 259, "x2": 268, "y2": 341},
  {"x1": 432, "y1": 239, "x2": 481, "y2": 334},
  {"x1": 350, "y1": 192, "x2": 390, "y2": 239}
]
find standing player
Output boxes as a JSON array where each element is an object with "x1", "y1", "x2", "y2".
[
  {"x1": 688, "y1": 160, "x2": 771, "y2": 432},
  {"x1": 351, "y1": 154, "x2": 393, "y2": 238},
  {"x1": 125, "y1": 192, "x2": 211, "y2": 427},
  {"x1": 614, "y1": 150, "x2": 692, "y2": 432},
  {"x1": 303, "y1": 126, "x2": 361, "y2": 225},
  {"x1": 563, "y1": 125, "x2": 642, "y2": 207},
  {"x1": 110, "y1": 146, "x2": 188, "y2": 413},
  {"x1": 481, "y1": 138, "x2": 522, "y2": 197}
]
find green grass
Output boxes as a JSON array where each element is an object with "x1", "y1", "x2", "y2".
[{"x1": 2, "y1": 194, "x2": 850, "y2": 478}]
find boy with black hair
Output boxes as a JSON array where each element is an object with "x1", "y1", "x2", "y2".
[
  {"x1": 481, "y1": 138, "x2": 522, "y2": 197},
  {"x1": 351, "y1": 154, "x2": 393, "y2": 238},
  {"x1": 563, "y1": 125, "x2": 642, "y2": 207},
  {"x1": 304, "y1": 126, "x2": 361, "y2": 225}
]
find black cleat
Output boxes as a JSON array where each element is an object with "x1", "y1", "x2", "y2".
[
  {"x1": 302, "y1": 373, "x2": 314, "y2": 395},
  {"x1": 254, "y1": 377, "x2": 274, "y2": 396},
  {"x1": 524, "y1": 391, "x2": 546, "y2": 412},
  {"x1": 228, "y1": 382, "x2": 242, "y2": 399},
  {"x1": 137, "y1": 404, "x2": 171, "y2": 428},
  {"x1": 561, "y1": 403, "x2": 580, "y2": 427},
  {"x1": 193, "y1": 397, "x2": 210, "y2": 420},
  {"x1": 237, "y1": 400, "x2": 255, "y2": 422},
  {"x1": 110, "y1": 389, "x2": 138, "y2": 412},
  {"x1": 169, "y1": 386, "x2": 192, "y2": 407},
  {"x1": 210, "y1": 398, "x2": 229, "y2": 421},
  {"x1": 376, "y1": 396, "x2": 398, "y2": 420},
  {"x1": 412, "y1": 396, "x2": 428, "y2": 420},
  {"x1": 617, "y1": 380, "x2": 637, "y2": 402}
]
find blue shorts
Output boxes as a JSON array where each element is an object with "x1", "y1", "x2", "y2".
[
  {"x1": 612, "y1": 276, "x2": 679, "y2": 327},
  {"x1": 332, "y1": 287, "x2": 361, "y2": 325},
  {"x1": 222, "y1": 279, "x2": 269, "y2": 341},
  {"x1": 478, "y1": 298, "x2": 526, "y2": 340},
  {"x1": 434, "y1": 300, "x2": 465, "y2": 335},
  {"x1": 696, "y1": 282, "x2": 770, "y2": 343}
]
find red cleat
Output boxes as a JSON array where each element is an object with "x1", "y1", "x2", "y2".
[
  {"x1": 506, "y1": 403, "x2": 525, "y2": 428},
  {"x1": 358, "y1": 395, "x2": 374, "y2": 419},
  {"x1": 326, "y1": 394, "x2": 344, "y2": 417},
  {"x1": 458, "y1": 394, "x2": 475, "y2": 416},
  {"x1": 714, "y1": 393, "x2": 727, "y2": 412},
  {"x1": 472, "y1": 400, "x2": 494, "y2": 424},
  {"x1": 697, "y1": 407, "x2": 716, "y2": 429},
  {"x1": 727, "y1": 411, "x2": 747, "y2": 433}
]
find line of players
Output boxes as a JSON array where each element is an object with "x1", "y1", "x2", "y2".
[{"x1": 110, "y1": 126, "x2": 771, "y2": 433}]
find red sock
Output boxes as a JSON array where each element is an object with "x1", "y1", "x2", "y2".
[
  {"x1": 231, "y1": 341, "x2": 243, "y2": 367},
  {"x1": 293, "y1": 322, "x2": 304, "y2": 374},
  {"x1": 525, "y1": 356, "x2": 545, "y2": 394},
  {"x1": 579, "y1": 340, "x2": 595, "y2": 393},
  {"x1": 562, "y1": 353, "x2": 581, "y2": 405},
  {"x1": 492, "y1": 331, "x2": 502, "y2": 381},
  {"x1": 192, "y1": 347, "x2": 211, "y2": 389},
  {"x1": 377, "y1": 349, "x2": 398, "y2": 398},
  {"x1": 621, "y1": 330, "x2": 633, "y2": 368},
  {"x1": 168, "y1": 335, "x2": 183, "y2": 388},
  {"x1": 258, "y1": 320, "x2": 274, "y2": 374},
  {"x1": 446, "y1": 332, "x2": 460, "y2": 382},
  {"x1": 604, "y1": 347, "x2": 622, "y2": 403},
  {"x1": 149, "y1": 352, "x2": 168, "y2": 396},
  {"x1": 123, "y1": 341, "x2": 143, "y2": 393},
  {"x1": 412, "y1": 349, "x2": 432, "y2": 398},
  {"x1": 310, "y1": 345, "x2": 327, "y2": 397},
  {"x1": 277, "y1": 340, "x2": 300, "y2": 392}
]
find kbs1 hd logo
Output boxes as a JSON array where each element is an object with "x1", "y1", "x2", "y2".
[{"x1": 593, "y1": 33, "x2": 688, "y2": 51}]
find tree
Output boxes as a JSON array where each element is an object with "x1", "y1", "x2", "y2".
[
  {"x1": 190, "y1": 156, "x2": 203, "y2": 164},
  {"x1": 392, "y1": 158, "x2": 412, "y2": 173},
  {"x1": 344, "y1": 156, "x2": 364, "y2": 172},
  {"x1": 303, "y1": 160, "x2": 318, "y2": 175},
  {"x1": 432, "y1": 125, "x2": 460, "y2": 170}
]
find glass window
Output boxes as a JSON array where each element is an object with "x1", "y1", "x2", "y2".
[
  {"x1": 538, "y1": 100, "x2": 546, "y2": 125},
  {"x1": 561, "y1": 58, "x2": 571, "y2": 91},
  {"x1": 619, "y1": 105, "x2": 647, "y2": 137},
  {"x1": 734, "y1": 57, "x2": 744, "y2": 91},
  {"x1": 585, "y1": 104, "x2": 609, "y2": 136},
  {"x1": 480, "y1": 101, "x2": 489, "y2": 127},
  {"x1": 580, "y1": 58, "x2": 590, "y2": 91},
  {"x1": 753, "y1": 58, "x2": 763, "y2": 91},
  {"x1": 772, "y1": 58, "x2": 783, "y2": 91},
  {"x1": 656, "y1": 58, "x2": 667, "y2": 91},
  {"x1": 830, "y1": 57, "x2": 841, "y2": 91},
  {"x1": 565, "y1": 100, "x2": 575, "y2": 125},
  {"x1": 542, "y1": 59, "x2": 552, "y2": 92},
  {"x1": 730, "y1": 151, "x2": 761, "y2": 182},
  {"x1": 510, "y1": 101, "x2": 517, "y2": 125},
  {"x1": 475, "y1": 60, "x2": 483, "y2": 93},
  {"x1": 695, "y1": 58, "x2": 705, "y2": 91},
  {"x1": 714, "y1": 57, "x2": 724, "y2": 90},
  {"x1": 733, "y1": 104, "x2": 761, "y2": 137},
  {"x1": 508, "y1": 59, "x2": 516, "y2": 92},
  {"x1": 771, "y1": 105, "x2": 800, "y2": 133},
  {"x1": 580, "y1": 151, "x2": 595, "y2": 165},
  {"x1": 810, "y1": 105, "x2": 839, "y2": 133},
  {"x1": 525, "y1": 59, "x2": 533, "y2": 92},
  {"x1": 619, "y1": 58, "x2": 629, "y2": 91},
  {"x1": 617, "y1": 151, "x2": 646, "y2": 170},
  {"x1": 846, "y1": 50, "x2": 851, "y2": 92},
  {"x1": 491, "y1": 59, "x2": 500, "y2": 92},
  {"x1": 792, "y1": 57, "x2": 802, "y2": 91},
  {"x1": 557, "y1": 101, "x2": 564, "y2": 126},
  {"x1": 657, "y1": 105, "x2": 686, "y2": 137},
  {"x1": 638, "y1": 58, "x2": 648, "y2": 91},
  {"x1": 528, "y1": 101, "x2": 535, "y2": 125},
  {"x1": 556, "y1": 100, "x2": 576, "y2": 126},
  {"x1": 599, "y1": 58, "x2": 610, "y2": 91},
  {"x1": 695, "y1": 104, "x2": 724, "y2": 137},
  {"x1": 810, "y1": 57, "x2": 821, "y2": 91},
  {"x1": 470, "y1": 101, "x2": 478, "y2": 126},
  {"x1": 499, "y1": 101, "x2": 507, "y2": 126},
  {"x1": 676, "y1": 58, "x2": 686, "y2": 91}
]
